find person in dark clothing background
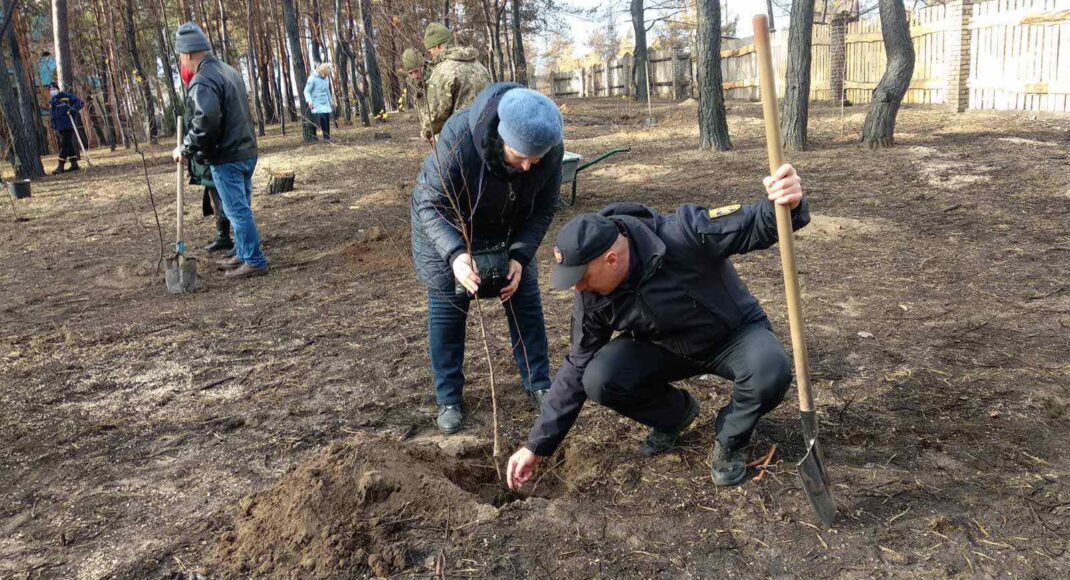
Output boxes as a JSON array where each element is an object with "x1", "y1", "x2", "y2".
[
  {"x1": 506, "y1": 163, "x2": 810, "y2": 490},
  {"x1": 48, "y1": 83, "x2": 84, "y2": 174}
]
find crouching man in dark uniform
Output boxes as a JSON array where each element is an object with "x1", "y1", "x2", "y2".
[{"x1": 507, "y1": 164, "x2": 809, "y2": 489}]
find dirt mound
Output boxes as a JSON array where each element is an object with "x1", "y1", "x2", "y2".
[{"x1": 210, "y1": 434, "x2": 499, "y2": 578}]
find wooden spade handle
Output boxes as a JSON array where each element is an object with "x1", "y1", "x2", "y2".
[
  {"x1": 753, "y1": 15, "x2": 815, "y2": 413},
  {"x1": 176, "y1": 117, "x2": 185, "y2": 251}
]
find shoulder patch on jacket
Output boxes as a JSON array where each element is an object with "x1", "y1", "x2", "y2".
[{"x1": 709, "y1": 204, "x2": 741, "y2": 219}]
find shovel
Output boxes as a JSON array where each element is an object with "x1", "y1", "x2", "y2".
[
  {"x1": 752, "y1": 14, "x2": 836, "y2": 527},
  {"x1": 165, "y1": 118, "x2": 197, "y2": 294},
  {"x1": 66, "y1": 111, "x2": 92, "y2": 168}
]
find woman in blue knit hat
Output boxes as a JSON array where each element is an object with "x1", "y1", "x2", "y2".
[{"x1": 410, "y1": 83, "x2": 565, "y2": 434}]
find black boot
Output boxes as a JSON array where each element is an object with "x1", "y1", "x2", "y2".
[
  {"x1": 68, "y1": 160, "x2": 81, "y2": 171},
  {"x1": 203, "y1": 189, "x2": 234, "y2": 252},
  {"x1": 53, "y1": 160, "x2": 66, "y2": 175}
]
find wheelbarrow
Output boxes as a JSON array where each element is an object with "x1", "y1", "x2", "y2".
[{"x1": 560, "y1": 147, "x2": 630, "y2": 207}]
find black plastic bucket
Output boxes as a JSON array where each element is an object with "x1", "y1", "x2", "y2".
[{"x1": 7, "y1": 180, "x2": 31, "y2": 199}]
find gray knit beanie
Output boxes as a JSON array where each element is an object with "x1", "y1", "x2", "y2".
[
  {"x1": 497, "y1": 89, "x2": 564, "y2": 158},
  {"x1": 174, "y1": 22, "x2": 212, "y2": 54}
]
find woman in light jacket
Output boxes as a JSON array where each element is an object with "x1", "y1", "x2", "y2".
[{"x1": 303, "y1": 63, "x2": 334, "y2": 140}]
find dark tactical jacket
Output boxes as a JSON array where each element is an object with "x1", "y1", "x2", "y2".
[{"x1": 527, "y1": 199, "x2": 810, "y2": 456}]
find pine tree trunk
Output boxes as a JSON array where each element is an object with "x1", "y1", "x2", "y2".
[
  {"x1": 766, "y1": 0, "x2": 776, "y2": 31},
  {"x1": 511, "y1": 0, "x2": 527, "y2": 86},
  {"x1": 480, "y1": 0, "x2": 497, "y2": 82},
  {"x1": 99, "y1": 0, "x2": 129, "y2": 148},
  {"x1": 153, "y1": 0, "x2": 183, "y2": 123},
  {"x1": 334, "y1": 0, "x2": 352, "y2": 124},
  {"x1": 177, "y1": 0, "x2": 192, "y2": 21},
  {"x1": 5, "y1": 4, "x2": 43, "y2": 154},
  {"x1": 443, "y1": 0, "x2": 450, "y2": 28},
  {"x1": 283, "y1": 0, "x2": 317, "y2": 142},
  {"x1": 273, "y1": 0, "x2": 296, "y2": 124},
  {"x1": 357, "y1": 0, "x2": 385, "y2": 115},
  {"x1": 124, "y1": 0, "x2": 159, "y2": 144},
  {"x1": 52, "y1": 0, "x2": 75, "y2": 89},
  {"x1": 343, "y1": 0, "x2": 370, "y2": 126},
  {"x1": 0, "y1": 4, "x2": 44, "y2": 178},
  {"x1": 631, "y1": 0, "x2": 648, "y2": 102},
  {"x1": 217, "y1": 0, "x2": 232, "y2": 64},
  {"x1": 697, "y1": 0, "x2": 730, "y2": 151},
  {"x1": 781, "y1": 0, "x2": 815, "y2": 151},
  {"x1": 862, "y1": 0, "x2": 914, "y2": 149},
  {"x1": 311, "y1": 0, "x2": 324, "y2": 65},
  {"x1": 493, "y1": 5, "x2": 506, "y2": 81},
  {"x1": 384, "y1": 0, "x2": 401, "y2": 108},
  {"x1": 256, "y1": 7, "x2": 277, "y2": 124},
  {"x1": 246, "y1": 0, "x2": 264, "y2": 135},
  {"x1": 87, "y1": 4, "x2": 117, "y2": 149}
]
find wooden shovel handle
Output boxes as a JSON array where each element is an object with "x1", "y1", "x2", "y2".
[
  {"x1": 176, "y1": 117, "x2": 185, "y2": 250},
  {"x1": 753, "y1": 15, "x2": 815, "y2": 413}
]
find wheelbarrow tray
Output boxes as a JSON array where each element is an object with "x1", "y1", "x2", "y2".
[{"x1": 560, "y1": 148, "x2": 630, "y2": 207}]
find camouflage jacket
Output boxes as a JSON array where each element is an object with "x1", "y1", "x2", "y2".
[{"x1": 419, "y1": 46, "x2": 491, "y2": 139}]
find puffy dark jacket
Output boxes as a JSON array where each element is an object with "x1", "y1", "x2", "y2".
[
  {"x1": 48, "y1": 91, "x2": 83, "y2": 132},
  {"x1": 410, "y1": 83, "x2": 563, "y2": 291},
  {"x1": 526, "y1": 199, "x2": 810, "y2": 456},
  {"x1": 181, "y1": 56, "x2": 258, "y2": 165}
]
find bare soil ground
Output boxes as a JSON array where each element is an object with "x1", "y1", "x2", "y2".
[{"x1": 1, "y1": 98, "x2": 1069, "y2": 579}]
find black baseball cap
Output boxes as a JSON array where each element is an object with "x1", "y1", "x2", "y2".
[{"x1": 551, "y1": 213, "x2": 620, "y2": 290}]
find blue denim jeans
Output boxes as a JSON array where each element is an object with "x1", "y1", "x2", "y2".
[
  {"x1": 427, "y1": 262, "x2": 551, "y2": 405},
  {"x1": 210, "y1": 158, "x2": 266, "y2": 268}
]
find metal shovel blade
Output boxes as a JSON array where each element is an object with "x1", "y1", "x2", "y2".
[
  {"x1": 165, "y1": 255, "x2": 198, "y2": 294},
  {"x1": 798, "y1": 410, "x2": 836, "y2": 527}
]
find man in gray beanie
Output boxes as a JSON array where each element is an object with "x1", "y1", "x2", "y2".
[
  {"x1": 410, "y1": 83, "x2": 564, "y2": 434},
  {"x1": 172, "y1": 22, "x2": 266, "y2": 279}
]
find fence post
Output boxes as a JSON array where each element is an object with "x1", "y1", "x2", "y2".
[
  {"x1": 945, "y1": 0, "x2": 973, "y2": 112},
  {"x1": 622, "y1": 53, "x2": 634, "y2": 97},
  {"x1": 673, "y1": 45, "x2": 688, "y2": 99}
]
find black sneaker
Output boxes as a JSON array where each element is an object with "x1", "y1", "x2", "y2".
[
  {"x1": 529, "y1": 388, "x2": 550, "y2": 410},
  {"x1": 711, "y1": 440, "x2": 747, "y2": 486},
  {"x1": 436, "y1": 404, "x2": 465, "y2": 434},
  {"x1": 642, "y1": 391, "x2": 700, "y2": 456}
]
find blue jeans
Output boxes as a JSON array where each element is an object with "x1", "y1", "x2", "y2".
[
  {"x1": 210, "y1": 158, "x2": 266, "y2": 268},
  {"x1": 427, "y1": 262, "x2": 551, "y2": 405}
]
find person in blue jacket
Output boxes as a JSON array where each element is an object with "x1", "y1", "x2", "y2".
[
  {"x1": 303, "y1": 63, "x2": 334, "y2": 141},
  {"x1": 47, "y1": 83, "x2": 84, "y2": 174},
  {"x1": 410, "y1": 83, "x2": 564, "y2": 434}
]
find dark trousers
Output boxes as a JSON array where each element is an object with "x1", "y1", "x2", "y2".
[
  {"x1": 427, "y1": 262, "x2": 551, "y2": 405},
  {"x1": 57, "y1": 129, "x2": 79, "y2": 161},
  {"x1": 206, "y1": 187, "x2": 231, "y2": 233},
  {"x1": 581, "y1": 322, "x2": 792, "y2": 451},
  {"x1": 317, "y1": 113, "x2": 331, "y2": 140}
]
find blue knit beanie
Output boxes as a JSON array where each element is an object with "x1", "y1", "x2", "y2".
[
  {"x1": 175, "y1": 22, "x2": 212, "y2": 54},
  {"x1": 497, "y1": 89, "x2": 564, "y2": 158}
]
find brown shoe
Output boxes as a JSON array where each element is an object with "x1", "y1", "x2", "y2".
[
  {"x1": 223, "y1": 263, "x2": 268, "y2": 279},
  {"x1": 216, "y1": 256, "x2": 242, "y2": 270}
]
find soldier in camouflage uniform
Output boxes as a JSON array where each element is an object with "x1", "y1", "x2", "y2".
[
  {"x1": 401, "y1": 47, "x2": 427, "y2": 112},
  {"x1": 419, "y1": 23, "x2": 492, "y2": 142}
]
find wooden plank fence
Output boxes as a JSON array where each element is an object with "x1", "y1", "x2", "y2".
[
  {"x1": 969, "y1": 0, "x2": 1070, "y2": 112},
  {"x1": 540, "y1": 0, "x2": 1070, "y2": 113}
]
